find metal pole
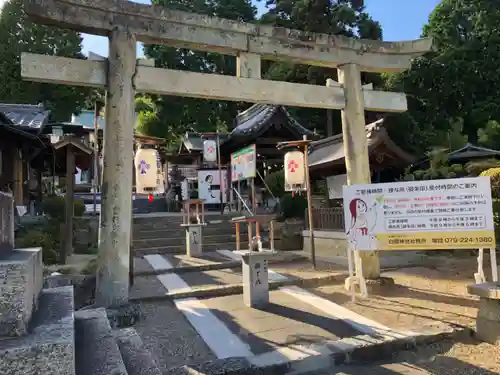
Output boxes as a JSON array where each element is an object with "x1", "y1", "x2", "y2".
[
  {"x1": 216, "y1": 132, "x2": 224, "y2": 214},
  {"x1": 302, "y1": 135, "x2": 316, "y2": 269},
  {"x1": 93, "y1": 101, "x2": 100, "y2": 215}
]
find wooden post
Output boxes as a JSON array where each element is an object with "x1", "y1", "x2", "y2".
[
  {"x1": 235, "y1": 222, "x2": 240, "y2": 250},
  {"x1": 302, "y1": 135, "x2": 316, "y2": 269},
  {"x1": 13, "y1": 149, "x2": 23, "y2": 206},
  {"x1": 95, "y1": 29, "x2": 137, "y2": 308},
  {"x1": 270, "y1": 220, "x2": 275, "y2": 250},
  {"x1": 64, "y1": 143, "x2": 75, "y2": 263},
  {"x1": 247, "y1": 222, "x2": 252, "y2": 250},
  {"x1": 93, "y1": 101, "x2": 100, "y2": 214}
]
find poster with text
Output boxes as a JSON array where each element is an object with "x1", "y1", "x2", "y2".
[
  {"x1": 342, "y1": 176, "x2": 495, "y2": 251},
  {"x1": 198, "y1": 169, "x2": 227, "y2": 204},
  {"x1": 231, "y1": 144, "x2": 256, "y2": 181}
]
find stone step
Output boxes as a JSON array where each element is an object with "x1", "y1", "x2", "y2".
[
  {"x1": 134, "y1": 242, "x2": 250, "y2": 256},
  {"x1": 114, "y1": 328, "x2": 162, "y2": 375},
  {"x1": 0, "y1": 286, "x2": 75, "y2": 375},
  {"x1": 133, "y1": 233, "x2": 240, "y2": 248},
  {"x1": 75, "y1": 308, "x2": 128, "y2": 375}
]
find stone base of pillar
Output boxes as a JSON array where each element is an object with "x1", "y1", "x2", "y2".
[
  {"x1": 468, "y1": 283, "x2": 500, "y2": 344},
  {"x1": 237, "y1": 250, "x2": 277, "y2": 309},
  {"x1": 181, "y1": 223, "x2": 206, "y2": 257}
]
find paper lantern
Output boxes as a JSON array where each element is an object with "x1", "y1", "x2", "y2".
[
  {"x1": 284, "y1": 151, "x2": 305, "y2": 186},
  {"x1": 203, "y1": 140, "x2": 217, "y2": 162},
  {"x1": 135, "y1": 148, "x2": 158, "y2": 189}
]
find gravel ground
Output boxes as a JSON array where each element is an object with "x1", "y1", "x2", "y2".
[{"x1": 133, "y1": 300, "x2": 216, "y2": 372}]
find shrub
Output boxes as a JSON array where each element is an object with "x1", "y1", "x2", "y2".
[
  {"x1": 15, "y1": 226, "x2": 59, "y2": 264},
  {"x1": 264, "y1": 170, "x2": 285, "y2": 198},
  {"x1": 41, "y1": 195, "x2": 85, "y2": 221},
  {"x1": 480, "y1": 168, "x2": 500, "y2": 198},
  {"x1": 280, "y1": 193, "x2": 307, "y2": 220}
]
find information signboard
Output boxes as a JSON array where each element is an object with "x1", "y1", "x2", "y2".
[
  {"x1": 342, "y1": 177, "x2": 495, "y2": 251},
  {"x1": 231, "y1": 144, "x2": 256, "y2": 181}
]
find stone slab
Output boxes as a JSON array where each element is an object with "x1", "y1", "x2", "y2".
[
  {"x1": 468, "y1": 282, "x2": 500, "y2": 299},
  {"x1": 475, "y1": 316, "x2": 500, "y2": 345},
  {"x1": 74, "y1": 308, "x2": 127, "y2": 375},
  {"x1": 0, "y1": 286, "x2": 75, "y2": 375},
  {"x1": 0, "y1": 247, "x2": 43, "y2": 337},
  {"x1": 114, "y1": 328, "x2": 162, "y2": 375},
  {"x1": 199, "y1": 291, "x2": 361, "y2": 356},
  {"x1": 477, "y1": 297, "x2": 500, "y2": 321}
]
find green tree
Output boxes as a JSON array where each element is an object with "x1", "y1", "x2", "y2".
[
  {"x1": 383, "y1": 0, "x2": 500, "y2": 152},
  {"x1": 478, "y1": 121, "x2": 500, "y2": 151},
  {"x1": 259, "y1": 0, "x2": 383, "y2": 136},
  {"x1": 0, "y1": 0, "x2": 90, "y2": 121},
  {"x1": 142, "y1": 0, "x2": 257, "y2": 141}
]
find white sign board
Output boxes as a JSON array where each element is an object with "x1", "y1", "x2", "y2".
[
  {"x1": 343, "y1": 176, "x2": 495, "y2": 251},
  {"x1": 231, "y1": 145, "x2": 256, "y2": 181},
  {"x1": 327, "y1": 174, "x2": 347, "y2": 199},
  {"x1": 198, "y1": 169, "x2": 227, "y2": 204}
]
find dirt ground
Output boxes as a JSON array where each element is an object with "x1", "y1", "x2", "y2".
[{"x1": 304, "y1": 253, "x2": 500, "y2": 373}]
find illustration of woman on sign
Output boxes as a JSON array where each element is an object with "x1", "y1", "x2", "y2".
[{"x1": 346, "y1": 198, "x2": 379, "y2": 251}]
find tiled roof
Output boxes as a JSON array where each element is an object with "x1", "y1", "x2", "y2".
[
  {"x1": 308, "y1": 118, "x2": 415, "y2": 169},
  {"x1": 232, "y1": 104, "x2": 313, "y2": 137},
  {"x1": 0, "y1": 103, "x2": 50, "y2": 129}
]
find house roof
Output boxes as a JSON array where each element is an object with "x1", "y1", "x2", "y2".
[
  {"x1": 447, "y1": 143, "x2": 500, "y2": 160},
  {"x1": 231, "y1": 104, "x2": 314, "y2": 138},
  {"x1": 53, "y1": 137, "x2": 93, "y2": 155},
  {"x1": 308, "y1": 118, "x2": 416, "y2": 170},
  {"x1": 179, "y1": 132, "x2": 230, "y2": 153},
  {"x1": 0, "y1": 103, "x2": 50, "y2": 130}
]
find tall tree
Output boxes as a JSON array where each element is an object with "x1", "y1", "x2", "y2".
[
  {"x1": 383, "y1": 0, "x2": 500, "y2": 153},
  {"x1": 142, "y1": 0, "x2": 257, "y2": 145},
  {"x1": 259, "y1": 0, "x2": 383, "y2": 136},
  {"x1": 0, "y1": 0, "x2": 90, "y2": 121}
]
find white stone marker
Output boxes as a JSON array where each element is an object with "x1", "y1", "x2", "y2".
[
  {"x1": 181, "y1": 223, "x2": 206, "y2": 257},
  {"x1": 237, "y1": 250, "x2": 277, "y2": 308}
]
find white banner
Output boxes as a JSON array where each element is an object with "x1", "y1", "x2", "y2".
[
  {"x1": 343, "y1": 176, "x2": 495, "y2": 251},
  {"x1": 198, "y1": 169, "x2": 227, "y2": 204}
]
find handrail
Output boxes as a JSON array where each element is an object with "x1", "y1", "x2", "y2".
[
  {"x1": 256, "y1": 169, "x2": 277, "y2": 201},
  {"x1": 232, "y1": 186, "x2": 253, "y2": 216}
]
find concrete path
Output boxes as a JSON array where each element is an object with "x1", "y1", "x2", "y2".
[{"x1": 133, "y1": 250, "x2": 414, "y2": 371}]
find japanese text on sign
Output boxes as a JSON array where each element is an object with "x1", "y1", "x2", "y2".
[{"x1": 342, "y1": 177, "x2": 495, "y2": 251}]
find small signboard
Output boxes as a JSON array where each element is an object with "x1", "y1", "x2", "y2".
[
  {"x1": 343, "y1": 176, "x2": 495, "y2": 251},
  {"x1": 203, "y1": 140, "x2": 217, "y2": 163},
  {"x1": 327, "y1": 174, "x2": 347, "y2": 199},
  {"x1": 231, "y1": 144, "x2": 256, "y2": 181}
]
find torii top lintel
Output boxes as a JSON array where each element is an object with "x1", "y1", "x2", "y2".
[{"x1": 24, "y1": 0, "x2": 432, "y2": 73}]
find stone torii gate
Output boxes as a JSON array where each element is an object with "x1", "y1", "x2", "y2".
[{"x1": 21, "y1": 0, "x2": 432, "y2": 307}]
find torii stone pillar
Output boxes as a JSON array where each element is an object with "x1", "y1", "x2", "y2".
[
  {"x1": 95, "y1": 29, "x2": 136, "y2": 307},
  {"x1": 337, "y1": 64, "x2": 380, "y2": 279}
]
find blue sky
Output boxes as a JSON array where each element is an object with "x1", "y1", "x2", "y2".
[{"x1": 82, "y1": 0, "x2": 442, "y2": 57}]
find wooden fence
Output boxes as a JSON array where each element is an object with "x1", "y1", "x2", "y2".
[
  {"x1": 305, "y1": 207, "x2": 345, "y2": 231},
  {"x1": 0, "y1": 192, "x2": 14, "y2": 252}
]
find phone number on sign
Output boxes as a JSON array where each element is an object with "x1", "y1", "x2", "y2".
[{"x1": 431, "y1": 237, "x2": 494, "y2": 245}]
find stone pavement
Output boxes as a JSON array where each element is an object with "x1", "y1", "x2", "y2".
[{"x1": 129, "y1": 250, "x2": 464, "y2": 373}]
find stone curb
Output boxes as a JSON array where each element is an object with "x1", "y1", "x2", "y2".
[
  {"x1": 163, "y1": 326, "x2": 472, "y2": 375},
  {"x1": 133, "y1": 254, "x2": 308, "y2": 277},
  {"x1": 129, "y1": 273, "x2": 344, "y2": 302}
]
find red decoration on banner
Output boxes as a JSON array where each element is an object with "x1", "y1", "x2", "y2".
[{"x1": 148, "y1": 194, "x2": 153, "y2": 202}]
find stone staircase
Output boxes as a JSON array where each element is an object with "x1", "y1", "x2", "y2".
[
  {"x1": 133, "y1": 214, "x2": 255, "y2": 255},
  {"x1": 0, "y1": 247, "x2": 164, "y2": 375}
]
